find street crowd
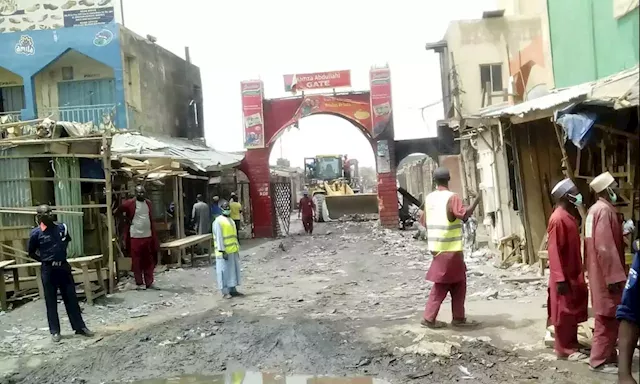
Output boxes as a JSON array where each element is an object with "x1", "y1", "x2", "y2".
[{"x1": 25, "y1": 166, "x2": 640, "y2": 382}]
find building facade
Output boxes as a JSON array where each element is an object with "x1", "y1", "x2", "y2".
[
  {"x1": 0, "y1": 1, "x2": 202, "y2": 138},
  {"x1": 426, "y1": 10, "x2": 555, "y2": 247},
  {"x1": 547, "y1": 0, "x2": 639, "y2": 88}
]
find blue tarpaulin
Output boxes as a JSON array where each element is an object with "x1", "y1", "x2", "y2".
[{"x1": 555, "y1": 105, "x2": 597, "y2": 149}]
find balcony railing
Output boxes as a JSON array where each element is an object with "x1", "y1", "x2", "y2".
[
  {"x1": 0, "y1": 111, "x2": 22, "y2": 123},
  {"x1": 39, "y1": 104, "x2": 117, "y2": 129}
]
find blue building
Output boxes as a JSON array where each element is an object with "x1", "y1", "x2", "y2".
[{"x1": 0, "y1": 2, "x2": 203, "y2": 138}]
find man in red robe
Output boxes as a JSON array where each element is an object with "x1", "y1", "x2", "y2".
[
  {"x1": 421, "y1": 167, "x2": 481, "y2": 329},
  {"x1": 586, "y1": 171, "x2": 627, "y2": 374},
  {"x1": 116, "y1": 185, "x2": 159, "y2": 289},
  {"x1": 546, "y1": 178, "x2": 589, "y2": 361},
  {"x1": 298, "y1": 190, "x2": 315, "y2": 234}
]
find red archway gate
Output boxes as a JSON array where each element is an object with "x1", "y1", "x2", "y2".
[{"x1": 239, "y1": 67, "x2": 399, "y2": 238}]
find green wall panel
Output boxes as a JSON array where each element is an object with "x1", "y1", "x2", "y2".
[{"x1": 548, "y1": 0, "x2": 639, "y2": 88}]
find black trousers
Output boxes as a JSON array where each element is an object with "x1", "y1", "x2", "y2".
[
  {"x1": 234, "y1": 220, "x2": 242, "y2": 244},
  {"x1": 41, "y1": 263, "x2": 86, "y2": 334}
]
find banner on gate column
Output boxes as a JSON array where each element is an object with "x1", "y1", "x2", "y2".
[
  {"x1": 241, "y1": 80, "x2": 265, "y2": 149},
  {"x1": 369, "y1": 67, "x2": 393, "y2": 139}
]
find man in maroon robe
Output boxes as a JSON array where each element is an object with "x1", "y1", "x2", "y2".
[
  {"x1": 298, "y1": 190, "x2": 315, "y2": 234},
  {"x1": 116, "y1": 185, "x2": 159, "y2": 289},
  {"x1": 586, "y1": 171, "x2": 627, "y2": 374},
  {"x1": 546, "y1": 178, "x2": 589, "y2": 361}
]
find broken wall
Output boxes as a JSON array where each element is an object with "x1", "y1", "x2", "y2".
[
  {"x1": 119, "y1": 26, "x2": 203, "y2": 138},
  {"x1": 475, "y1": 128, "x2": 525, "y2": 249}
]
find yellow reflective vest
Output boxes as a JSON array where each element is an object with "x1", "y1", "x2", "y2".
[
  {"x1": 424, "y1": 189, "x2": 463, "y2": 253},
  {"x1": 213, "y1": 216, "x2": 239, "y2": 257}
]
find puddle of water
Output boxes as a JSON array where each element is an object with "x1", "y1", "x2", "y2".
[{"x1": 126, "y1": 371, "x2": 387, "y2": 384}]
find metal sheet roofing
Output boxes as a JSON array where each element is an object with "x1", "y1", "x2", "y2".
[
  {"x1": 111, "y1": 133, "x2": 244, "y2": 172},
  {"x1": 469, "y1": 65, "x2": 639, "y2": 123}
]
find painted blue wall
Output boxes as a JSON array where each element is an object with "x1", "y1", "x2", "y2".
[{"x1": 0, "y1": 23, "x2": 126, "y2": 128}]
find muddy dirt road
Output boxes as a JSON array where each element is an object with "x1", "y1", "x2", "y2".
[{"x1": 0, "y1": 221, "x2": 610, "y2": 383}]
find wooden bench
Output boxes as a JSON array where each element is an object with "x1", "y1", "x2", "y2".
[
  {"x1": 159, "y1": 234, "x2": 212, "y2": 267},
  {"x1": 68, "y1": 255, "x2": 106, "y2": 305},
  {"x1": 539, "y1": 251, "x2": 634, "y2": 276},
  {"x1": 3, "y1": 255, "x2": 106, "y2": 306},
  {"x1": 5, "y1": 262, "x2": 45, "y2": 303},
  {"x1": 0, "y1": 260, "x2": 16, "y2": 311}
]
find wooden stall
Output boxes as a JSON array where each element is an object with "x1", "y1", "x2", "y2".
[
  {"x1": 111, "y1": 158, "x2": 212, "y2": 269},
  {"x1": 0, "y1": 120, "x2": 116, "y2": 308}
]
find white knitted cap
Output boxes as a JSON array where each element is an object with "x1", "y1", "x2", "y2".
[
  {"x1": 589, "y1": 172, "x2": 617, "y2": 193},
  {"x1": 551, "y1": 178, "x2": 576, "y2": 199}
]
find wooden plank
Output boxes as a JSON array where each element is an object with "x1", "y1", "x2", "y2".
[
  {"x1": 3, "y1": 268, "x2": 107, "y2": 294},
  {"x1": 177, "y1": 176, "x2": 186, "y2": 267},
  {"x1": 0, "y1": 153, "x2": 104, "y2": 160},
  {"x1": 0, "y1": 135, "x2": 104, "y2": 146},
  {"x1": 80, "y1": 263, "x2": 93, "y2": 305},
  {"x1": 160, "y1": 234, "x2": 211, "y2": 249},
  {"x1": 5, "y1": 262, "x2": 41, "y2": 268},
  {"x1": 68, "y1": 255, "x2": 103, "y2": 263},
  {"x1": 0, "y1": 177, "x2": 106, "y2": 183},
  {"x1": 34, "y1": 268, "x2": 44, "y2": 300},
  {"x1": 0, "y1": 260, "x2": 14, "y2": 310},
  {"x1": 103, "y1": 131, "x2": 115, "y2": 294},
  {"x1": 0, "y1": 209, "x2": 84, "y2": 216},
  {"x1": 0, "y1": 260, "x2": 16, "y2": 269}
]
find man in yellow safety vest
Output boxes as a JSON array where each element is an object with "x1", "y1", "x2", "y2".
[
  {"x1": 421, "y1": 167, "x2": 481, "y2": 329},
  {"x1": 212, "y1": 200, "x2": 243, "y2": 299}
]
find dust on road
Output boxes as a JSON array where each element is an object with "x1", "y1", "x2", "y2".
[{"x1": 0, "y1": 221, "x2": 598, "y2": 384}]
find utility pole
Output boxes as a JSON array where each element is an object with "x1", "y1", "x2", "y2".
[{"x1": 449, "y1": 52, "x2": 464, "y2": 119}]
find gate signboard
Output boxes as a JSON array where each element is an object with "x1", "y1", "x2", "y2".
[
  {"x1": 241, "y1": 80, "x2": 265, "y2": 149},
  {"x1": 283, "y1": 70, "x2": 351, "y2": 92}
]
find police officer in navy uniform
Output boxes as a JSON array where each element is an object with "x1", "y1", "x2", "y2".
[{"x1": 28, "y1": 205, "x2": 94, "y2": 343}]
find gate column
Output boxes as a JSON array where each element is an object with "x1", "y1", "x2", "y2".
[
  {"x1": 241, "y1": 149, "x2": 273, "y2": 238},
  {"x1": 376, "y1": 140, "x2": 399, "y2": 228}
]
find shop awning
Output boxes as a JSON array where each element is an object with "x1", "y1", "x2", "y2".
[
  {"x1": 464, "y1": 65, "x2": 639, "y2": 125},
  {"x1": 111, "y1": 133, "x2": 244, "y2": 173}
]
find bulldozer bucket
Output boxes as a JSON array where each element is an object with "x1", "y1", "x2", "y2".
[{"x1": 324, "y1": 193, "x2": 379, "y2": 219}]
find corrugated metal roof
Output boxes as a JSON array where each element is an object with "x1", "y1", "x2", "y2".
[
  {"x1": 111, "y1": 133, "x2": 244, "y2": 172},
  {"x1": 0, "y1": 157, "x2": 34, "y2": 227},
  {"x1": 469, "y1": 65, "x2": 639, "y2": 123},
  {"x1": 482, "y1": 83, "x2": 592, "y2": 120},
  {"x1": 589, "y1": 65, "x2": 640, "y2": 109}
]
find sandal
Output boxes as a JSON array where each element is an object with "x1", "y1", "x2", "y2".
[
  {"x1": 420, "y1": 319, "x2": 447, "y2": 329},
  {"x1": 557, "y1": 352, "x2": 589, "y2": 361},
  {"x1": 568, "y1": 352, "x2": 589, "y2": 362},
  {"x1": 451, "y1": 319, "x2": 480, "y2": 328},
  {"x1": 589, "y1": 364, "x2": 618, "y2": 375}
]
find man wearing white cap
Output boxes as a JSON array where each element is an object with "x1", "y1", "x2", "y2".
[
  {"x1": 585, "y1": 171, "x2": 627, "y2": 374},
  {"x1": 546, "y1": 178, "x2": 589, "y2": 361}
]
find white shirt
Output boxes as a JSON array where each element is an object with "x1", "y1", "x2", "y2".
[{"x1": 130, "y1": 200, "x2": 152, "y2": 238}]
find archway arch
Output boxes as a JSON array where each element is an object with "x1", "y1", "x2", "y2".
[
  {"x1": 269, "y1": 114, "x2": 378, "y2": 220},
  {"x1": 240, "y1": 68, "x2": 399, "y2": 238}
]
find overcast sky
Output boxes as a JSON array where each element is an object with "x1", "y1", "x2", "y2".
[{"x1": 121, "y1": 0, "x2": 497, "y2": 168}]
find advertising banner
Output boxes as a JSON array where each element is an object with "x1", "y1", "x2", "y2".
[
  {"x1": 369, "y1": 67, "x2": 393, "y2": 139},
  {"x1": 283, "y1": 70, "x2": 351, "y2": 92},
  {"x1": 278, "y1": 95, "x2": 371, "y2": 135},
  {"x1": 0, "y1": 0, "x2": 121, "y2": 33},
  {"x1": 241, "y1": 80, "x2": 265, "y2": 149}
]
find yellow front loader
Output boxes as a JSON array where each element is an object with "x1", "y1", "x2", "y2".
[{"x1": 304, "y1": 155, "x2": 378, "y2": 222}]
